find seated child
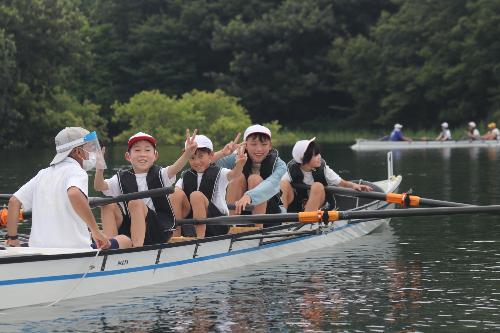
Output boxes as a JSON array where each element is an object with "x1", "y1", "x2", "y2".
[
  {"x1": 173, "y1": 134, "x2": 247, "y2": 238},
  {"x1": 217, "y1": 124, "x2": 287, "y2": 228},
  {"x1": 94, "y1": 130, "x2": 198, "y2": 248},
  {"x1": 280, "y1": 137, "x2": 372, "y2": 212}
]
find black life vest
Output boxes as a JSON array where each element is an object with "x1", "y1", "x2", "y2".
[
  {"x1": 181, "y1": 164, "x2": 221, "y2": 201},
  {"x1": 242, "y1": 148, "x2": 281, "y2": 214},
  {"x1": 117, "y1": 165, "x2": 176, "y2": 233},
  {"x1": 287, "y1": 159, "x2": 335, "y2": 212}
]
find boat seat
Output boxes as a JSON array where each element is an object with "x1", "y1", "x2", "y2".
[
  {"x1": 169, "y1": 236, "x2": 197, "y2": 243},
  {"x1": 228, "y1": 226, "x2": 262, "y2": 234}
]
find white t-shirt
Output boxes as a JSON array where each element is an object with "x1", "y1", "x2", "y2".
[
  {"x1": 281, "y1": 164, "x2": 342, "y2": 186},
  {"x1": 175, "y1": 168, "x2": 231, "y2": 214},
  {"x1": 15, "y1": 157, "x2": 92, "y2": 248},
  {"x1": 103, "y1": 166, "x2": 176, "y2": 211},
  {"x1": 442, "y1": 129, "x2": 452, "y2": 140},
  {"x1": 492, "y1": 128, "x2": 500, "y2": 139}
]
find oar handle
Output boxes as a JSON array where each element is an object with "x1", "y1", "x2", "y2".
[{"x1": 89, "y1": 187, "x2": 175, "y2": 208}]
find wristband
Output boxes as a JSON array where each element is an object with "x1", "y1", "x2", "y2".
[{"x1": 5, "y1": 235, "x2": 18, "y2": 240}]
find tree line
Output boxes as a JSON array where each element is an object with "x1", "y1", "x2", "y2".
[{"x1": 1, "y1": 0, "x2": 499, "y2": 147}]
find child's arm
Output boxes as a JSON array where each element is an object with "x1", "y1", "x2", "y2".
[
  {"x1": 94, "y1": 147, "x2": 109, "y2": 192},
  {"x1": 227, "y1": 144, "x2": 247, "y2": 181},
  {"x1": 166, "y1": 129, "x2": 198, "y2": 179},
  {"x1": 213, "y1": 133, "x2": 241, "y2": 161},
  {"x1": 244, "y1": 157, "x2": 287, "y2": 205}
]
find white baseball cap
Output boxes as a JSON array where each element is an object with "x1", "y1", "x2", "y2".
[
  {"x1": 468, "y1": 121, "x2": 476, "y2": 128},
  {"x1": 441, "y1": 122, "x2": 449, "y2": 128},
  {"x1": 292, "y1": 137, "x2": 316, "y2": 163},
  {"x1": 50, "y1": 127, "x2": 90, "y2": 165},
  {"x1": 243, "y1": 124, "x2": 271, "y2": 141},
  {"x1": 394, "y1": 123, "x2": 403, "y2": 129},
  {"x1": 186, "y1": 134, "x2": 213, "y2": 151}
]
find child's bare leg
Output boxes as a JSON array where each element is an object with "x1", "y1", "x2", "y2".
[
  {"x1": 100, "y1": 203, "x2": 123, "y2": 238},
  {"x1": 247, "y1": 174, "x2": 266, "y2": 227},
  {"x1": 169, "y1": 188, "x2": 191, "y2": 237},
  {"x1": 280, "y1": 180, "x2": 295, "y2": 210},
  {"x1": 127, "y1": 199, "x2": 148, "y2": 247},
  {"x1": 227, "y1": 174, "x2": 246, "y2": 215},
  {"x1": 304, "y1": 182, "x2": 326, "y2": 211},
  {"x1": 190, "y1": 191, "x2": 209, "y2": 238}
]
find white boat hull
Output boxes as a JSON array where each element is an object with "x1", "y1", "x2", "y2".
[
  {"x1": 0, "y1": 176, "x2": 401, "y2": 310},
  {"x1": 351, "y1": 139, "x2": 500, "y2": 151}
]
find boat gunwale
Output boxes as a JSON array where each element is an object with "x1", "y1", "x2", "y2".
[{"x1": 0, "y1": 179, "x2": 399, "y2": 265}]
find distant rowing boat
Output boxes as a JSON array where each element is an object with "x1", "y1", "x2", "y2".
[
  {"x1": 0, "y1": 175, "x2": 401, "y2": 310},
  {"x1": 351, "y1": 139, "x2": 500, "y2": 151}
]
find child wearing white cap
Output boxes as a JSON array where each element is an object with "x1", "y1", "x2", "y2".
[
  {"x1": 5, "y1": 127, "x2": 109, "y2": 249},
  {"x1": 173, "y1": 134, "x2": 247, "y2": 238},
  {"x1": 281, "y1": 138, "x2": 372, "y2": 213},
  {"x1": 436, "y1": 122, "x2": 452, "y2": 141},
  {"x1": 94, "y1": 129, "x2": 198, "y2": 248},
  {"x1": 216, "y1": 124, "x2": 287, "y2": 226}
]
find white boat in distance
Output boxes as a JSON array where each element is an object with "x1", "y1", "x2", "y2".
[
  {"x1": 351, "y1": 138, "x2": 500, "y2": 151},
  {"x1": 0, "y1": 175, "x2": 401, "y2": 311}
]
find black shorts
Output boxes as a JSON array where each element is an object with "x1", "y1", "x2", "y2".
[
  {"x1": 181, "y1": 202, "x2": 229, "y2": 237},
  {"x1": 118, "y1": 207, "x2": 172, "y2": 245}
]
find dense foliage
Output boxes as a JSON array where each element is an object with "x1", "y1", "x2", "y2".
[{"x1": 1, "y1": 0, "x2": 499, "y2": 146}]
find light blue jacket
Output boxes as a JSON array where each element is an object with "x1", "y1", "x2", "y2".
[{"x1": 216, "y1": 153, "x2": 286, "y2": 205}]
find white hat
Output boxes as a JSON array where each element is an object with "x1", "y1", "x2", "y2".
[
  {"x1": 441, "y1": 122, "x2": 449, "y2": 128},
  {"x1": 243, "y1": 124, "x2": 271, "y2": 141},
  {"x1": 468, "y1": 121, "x2": 476, "y2": 128},
  {"x1": 292, "y1": 137, "x2": 316, "y2": 164},
  {"x1": 394, "y1": 123, "x2": 403, "y2": 129},
  {"x1": 186, "y1": 134, "x2": 213, "y2": 151},
  {"x1": 50, "y1": 127, "x2": 90, "y2": 165}
]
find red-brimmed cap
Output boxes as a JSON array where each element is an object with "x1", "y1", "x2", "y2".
[{"x1": 128, "y1": 132, "x2": 157, "y2": 149}]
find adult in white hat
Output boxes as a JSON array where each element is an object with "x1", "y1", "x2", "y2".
[
  {"x1": 389, "y1": 123, "x2": 412, "y2": 142},
  {"x1": 466, "y1": 121, "x2": 480, "y2": 140},
  {"x1": 5, "y1": 127, "x2": 109, "y2": 249},
  {"x1": 281, "y1": 137, "x2": 372, "y2": 213},
  {"x1": 436, "y1": 122, "x2": 452, "y2": 141}
]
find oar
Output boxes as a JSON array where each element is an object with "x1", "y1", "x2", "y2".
[
  {"x1": 175, "y1": 205, "x2": 500, "y2": 226},
  {"x1": 88, "y1": 187, "x2": 175, "y2": 208},
  {"x1": 292, "y1": 183, "x2": 469, "y2": 207},
  {"x1": 1, "y1": 187, "x2": 175, "y2": 222}
]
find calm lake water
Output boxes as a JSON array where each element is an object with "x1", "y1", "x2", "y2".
[{"x1": 0, "y1": 144, "x2": 499, "y2": 332}]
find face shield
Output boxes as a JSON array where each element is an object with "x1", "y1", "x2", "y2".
[{"x1": 78, "y1": 131, "x2": 107, "y2": 171}]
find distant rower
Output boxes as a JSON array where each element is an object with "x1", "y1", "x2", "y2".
[
  {"x1": 466, "y1": 121, "x2": 480, "y2": 140},
  {"x1": 389, "y1": 123, "x2": 412, "y2": 142},
  {"x1": 436, "y1": 122, "x2": 452, "y2": 141},
  {"x1": 482, "y1": 122, "x2": 500, "y2": 140}
]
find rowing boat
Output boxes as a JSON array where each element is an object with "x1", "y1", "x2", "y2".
[
  {"x1": 0, "y1": 175, "x2": 401, "y2": 310},
  {"x1": 351, "y1": 138, "x2": 500, "y2": 151}
]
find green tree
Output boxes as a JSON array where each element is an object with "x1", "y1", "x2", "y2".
[
  {"x1": 0, "y1": 0, "x2": 93, "y2": 146},
  {"x1": 112, "y1": 89, "x2": 251, "y2": 148}
]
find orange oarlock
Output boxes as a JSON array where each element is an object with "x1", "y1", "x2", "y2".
[
  {"x1": 0, "y1": 208, "x2": 24, "y2": 227},
  {"x1": 386, "y1": 193, "x2": 420, "y2": 207},
  {"x1": 297, "y1": 210, "x2": 340, "y2": 223},
  {"x1": 0, "y1": 208, "x2": 7, "y2": 227}
]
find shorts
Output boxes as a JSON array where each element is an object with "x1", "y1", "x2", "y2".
[
  {"x1": 119, "y1": 206, "x2": 172, "y2": 245},
  {"x1": 181, "y1": 202, "x2": 229, "y2": 237}
]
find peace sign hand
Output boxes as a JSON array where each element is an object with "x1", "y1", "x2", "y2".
[
  {"x1": 185, "y1": 129, "x2": 198, "y2": 156},
  {"x1": 235, "y1": 142, "x2": 247, "y2": 165},
  {"x1": 222, "y1": 133, "x2": 241, "y2": 156}
]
